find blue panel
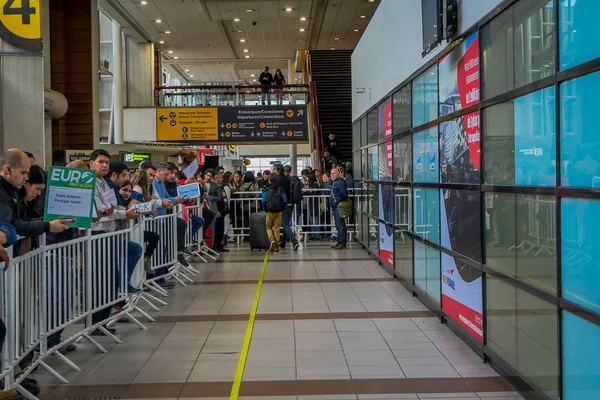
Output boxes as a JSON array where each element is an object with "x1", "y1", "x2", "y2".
[
  {"x1": 561, "y1": 71, "x2": 600, "y2": 188},
  {"x1": 514, "y1": 87, "x2": 556, "y2": 186},
  {"x1": 412, "y1": 65, "x2": 438, "y2": 127},
  {"x1": 425, "y1": 127, "x2": 439, "y2": 183},
  {"x1": 563, "y1": 311, "x2": 600, "y2": 400},
  {"x1": 560, "y1": 0, "x2": 600, "y2": 70},
  {"x1": 412, "y1": 131, "x2": 426, "y2": 182},
  {"x1": 562, "y1": 198, "x2": 600, "y2": 314},
  {"x1": 413, "y1": 188, "x2": 440, "y2": 245}
]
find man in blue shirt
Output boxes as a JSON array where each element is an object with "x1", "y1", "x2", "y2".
[
  {"x1": 153, "y1": 163, "x2": 191, "y2": 267},
  {"x1": 330, "y1": 166, "x2": 348, "y2": 250}
]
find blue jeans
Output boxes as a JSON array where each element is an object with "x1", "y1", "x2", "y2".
[
  {"x1": 126, "y1": 241, "x2": 143, "y2": 290},
  {"x1": 333, "y1": 207, "x2": 347, "y2": 246},
  {"x1": 191, "y1": 214, "x2": 205, "y2": 238},
  {"x1": 281, "y1": 205, "x2": 298, "y2": 246}
]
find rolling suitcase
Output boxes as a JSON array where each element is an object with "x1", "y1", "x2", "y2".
[{"x1": 249, "y1": 212, "x2": 270, "y2": 251}]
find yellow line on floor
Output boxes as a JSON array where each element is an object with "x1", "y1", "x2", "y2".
[{"x1": 229, "y1": 250, "x2": 269, "y2": 400}]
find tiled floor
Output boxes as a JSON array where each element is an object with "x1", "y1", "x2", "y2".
[{"x1": 35, "y1": 243, "x2": 524, "y2": 400}]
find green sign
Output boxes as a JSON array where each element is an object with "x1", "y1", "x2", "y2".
[
  {"x1": 44, "y1": 167, "x2": 97, "y2": 229},
  {"x1": 119, "y1": 151, "x2": 151, "y2": 163}
]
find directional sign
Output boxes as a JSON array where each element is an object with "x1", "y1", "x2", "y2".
[
  {"x1": 155, "y1": 105, "x2": 309, "y2": 144},
  {"x1": 0, "y1": 0, "x2": 42, "y2": 52},
  {"x1": 157, "y1": 107, "x2": 219, "y2": 141}
]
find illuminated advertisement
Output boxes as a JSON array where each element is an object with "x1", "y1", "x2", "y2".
[
  {"x1": 378, "y1": 98, "x2": 393, "y2": 141},
  {"x1": 440, "y1": 189, "x2": 483, "y2": 341},
  {"x1": 413, "y1": 127, "x2": 439, "y2": 183},
  {"x1": 379, "y1": 184, "x2": 394, "y2": 268},
  {"x1": 379, "y1": 141, "x2": 393, "y2": 181},
  {"x1": 440, "y1": 111, "x2": 481, "y2": 184},
  {"x1": 439, "y1": 33, "x2": 480, "y2": 116}
]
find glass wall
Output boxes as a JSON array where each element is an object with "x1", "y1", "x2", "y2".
[{"x1": 352, "y1": 0, "x2": 600, "y2": 398}]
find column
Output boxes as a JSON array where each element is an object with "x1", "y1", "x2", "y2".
[
  {"x1": 112, "y1": 20, "x2": 123, "y2": 144},
  {"x1": 289, "y1": 144, "x2": 298, "y2": 176}
]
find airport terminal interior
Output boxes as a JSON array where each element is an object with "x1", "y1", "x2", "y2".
[{"x1": 0, "y1": 0, "x2": 599, "y2": 399}]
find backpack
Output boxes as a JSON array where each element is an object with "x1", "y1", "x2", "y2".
[
  {"x1": 266, "y1": 186, "x2": 285, "y2": 212},
  {"x1": 290, "y1": 176, "x2": 303, "y2": 204}
]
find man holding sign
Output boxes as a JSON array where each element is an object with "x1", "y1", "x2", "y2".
[{"x1": 89, "y1": 149, "x2": 143, "y2": 334}]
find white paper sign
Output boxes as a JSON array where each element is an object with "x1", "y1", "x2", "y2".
[
  {"x1": 182, "y1": 159, "x2": 199, "y2": 178},
  {"x1": 102, "y1": 189, "x2": 118, "y2": 208},
  {"x1": 47, "y1": 186, "x2": 94, "y2": 218},
  {"x1": 132, "y1": 202, "x2": 153, "y2": 214},
  {"x1": 177, "y1": 182, "x2": 201, "y2": 199}
]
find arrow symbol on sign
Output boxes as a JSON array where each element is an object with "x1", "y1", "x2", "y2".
[
  {"x1": 221, "y1": 133, "x2": 224, "y2": 137},
  {"x1": 221, "y1": 123, "x2": 224, "y2": 128},
  {"x1": 298, "y1": 110, "x2": 304, "y2": 116},
  {"x1": 251, "y1": 133, "x2": 255, "y2": 137},
  {"x1": 256, "y1": 133, "x2": 261, "y2": 136},
  {"x1": 281, "y1": 131, "x2": 286, "y2": 136},
  {"x1": 159, "y1": 115, "x2": 167, "y2": 122}
]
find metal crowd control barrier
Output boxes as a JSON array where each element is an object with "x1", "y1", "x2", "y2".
[
  {"x1": 184, "y1": 203, "x2": 219, "y2": 263},
  {"x1": 509, "y1": 196, "x2": 556, "y2": 257}
]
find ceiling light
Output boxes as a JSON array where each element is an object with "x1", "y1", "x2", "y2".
[
  {"x1": 285, "y1": 7, "x2": 293, "y2": 12},
  {"x1": 174, "y1": 56, "x2": 179, "y2": 59},
  {"x1": 243, "y1": 49, "x2": 249, "y2": 53},
  {"x1": 184, "y1": 69, "x2": 189, "y2": 72},
  {"x1": 140, "y1": 1, "x2": 147, "y2": 4},
  {"x1": 252, "y1": 79, "x2": 257, "y2": 82},
  {"x1": 240, "y1": 38, "x2": 246, "y2": 42},
  {"x1": 189, "y1": 74, "x2": 193, "y2": 77},
  {"x1": 155, "y1": 19, "x2": 162, "y2": 23},
  {"x1": 246, "y1": 9, "x2": 253, "y2": 12},
  {"x1": 334, "y1": 37, "x2": 340, "y2": 40},
  {"x1": 354, "y1": 29, "x2": 360, "y2": 32},
  {"x1": 331, "y1": 47, "x2": 336, "y2": 50},
  {"x1": 245, "y1": 55, "x2": 250, "y2": 58},
  {"x1": 233, "y1": 18, "x2": 240, "y2": 22},
  {"x1": 299, "y1": 28, "x2": 305, "y2": 32},
  {"x1": 368, "y1": 0, "x2": 375, "y2": 2},
  {"x1": 165, "y1": 30, "x2": 171, "y2": 34},
  {"x1": 360, "y1": 15, "x2": 367, "y2": 19},
  {"x1": 250, "y1": 74, "x2": 255, "y2": 77},
  {"x1": 159, "y1": 40, "x2": 165, "y2": 44},
  {"x1": 237, "y1": 29, "x2": 243, "y2": 33},
  {"x1": 168, "y1": 50, "x2": 173, "y2": 54},
  {"x1": 300, "y1": 17, "x2": 307, "y2": 21}
]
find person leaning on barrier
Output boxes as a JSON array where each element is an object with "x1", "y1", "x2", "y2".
[
  {"x1": 0, "y1": 149, "x2": 70, "y2": 256},
  {"x1": 89, "y1": 149, "x2": 143, "y2": 334},
  {"x1": 153, "y1": 162, "x2": 193, "y2": 268}
]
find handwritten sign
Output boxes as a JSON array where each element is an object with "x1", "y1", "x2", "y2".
[
  {"x1": 102, "y1": 189, "x2": 118, "y2": 208},
  {"x1": 182, "y1": 158, "x2": 199, "y2": 178},
  {"x1": 44, "y1": 167, "x2": 97, "y2": 229},
  {"x1": 177, "y1": 183, "x2": 201, "y2": 199},
  {"x1": 132, "y1": 202, "x2": 153, "y2": 214}
]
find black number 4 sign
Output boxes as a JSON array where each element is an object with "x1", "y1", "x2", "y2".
[{"x1": 3, "y1": 0, "x2": 36, "y2": 25}]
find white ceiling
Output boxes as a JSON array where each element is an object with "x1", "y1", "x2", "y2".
[{"x1": 110, "y1": 0, "x2": 380, "y2": 83}]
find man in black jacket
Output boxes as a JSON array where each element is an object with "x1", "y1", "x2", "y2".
[
  {"x1": 272, "y1": 164, "x2": 299, "y2": 250},
  {"x1": 0, "y1": 149, "x2": 69, "y2": 242},
  {"x1": 259, "y1": 66, "x2": 274, "y2": 105},
  {"x1": 211, "y1": 174, "x2": 228, "y2": 252}
]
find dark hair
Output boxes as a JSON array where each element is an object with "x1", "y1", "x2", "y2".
[
  {"x1": 205, "y1": 169, "x2": 214, "y2": 175},
  {"x1": 140, "y1": 160, "x2": 156, "y2": 171},
  {"x1": 216, "y1": 165, "x2": 224, "y2": 171},
  {"x1": 90, "y1": 149, "x2": 110, "y2": 161},
  {"x1": 156, "y1": 162, "x2": 170, "y2": 171},
  {"x1": 274, "y1": 165, "x2": 284, "y2": 175},
  {"x1": 243, "y1": 171, "x2": 255, "y2": 183},
  {"x1": 178, "y1": 171, "x2": 187, "y2": 180},
  {"x1": 24, "y1": 151, "x2": 35, "y2": 160},
  {"x1": 121, "y1": 180, "x2": 133, "y2": 189},
  {"x1": 269, "y1": 174, "x2": 279, "y2": 184},
  {"x1": 301, "y1": 169, "x2": 308, "y2": 176},
  {"x1": 223, "y1": 171, "x2": 232, "y2": 185},
  {"x1": 108, "y1": 161, "x2": 129, "y2": 177},
  {"x1": 167, "y1": 162, "x2": 178, "y2": 172},
  {"x1": 27, "y1": 165, "x2": 46, "y2": 185},
  {"x1": 263, "y1": 170, "x2": 271, "y2": 176}
]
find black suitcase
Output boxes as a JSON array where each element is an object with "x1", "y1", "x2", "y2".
[{"x1": 249, "y1": 212, "x2": 270, "y2": 251}]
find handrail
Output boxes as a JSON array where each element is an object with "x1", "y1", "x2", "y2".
[{"x1": 155, "y1": 84, "x2": 309, "y2": 90}]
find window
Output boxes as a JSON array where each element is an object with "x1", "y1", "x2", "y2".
[
  {"x1": 353, "y1": 122, "x2": 361, "y2": 151},
  {"x1": 439, "y1": 33, "x2": 480, "y2": 118},
  {"x1": 486, "y1": 277, "x2": 559, "y2": 399},
  {"x1": 414, "y1": 241, "x2": 441, "y2": 304},
  {"x1": 562, "y1": 198, "x2": 600, "y2": 314},
  {"x1": 379, "y1": 184, "x2": 394, "y2": 268},
  {"x1": 560, "y1": 71, "x2": 600, "y2": 188},
  {"x1": 368, "y1": 146, "x2": 379, "y2": 181},
  {"x1": 412, "y1": 64, "x2": 438, "y2": 127},
  {"x1": 482, "y1": 1, "x2": 555, "y2": 99},
  {"x1": 368, "y1": 215, "x2": 379, "y2": 253},
  {"x1": 440, "y1": 111, "x2": 481, "y2": 184},
  {"x1": 560, "y1": 0, "x2": 600, "y2": 70},
  {"x1": 563, "y1": 311, "x2": 600, "y2": 400},
  {"x1": 393, "y1": 85, "x2": 411, "y2": 133},
  {"x1": 393, "y1": 136, "x2": 412, "y2": 182},
  {"x1": 413, "y1": 188, "x2": 440, "y2": 244},
  {"x1": 483, "y1": 87, "x2": 556, "y2": 186},
  {"x1": 395, "y1": 231, "x2": 413, "y2": 283},
  {"x1": 361, "y1": 117, "x2": 368, "y2": 148},
  {"x1": 361, "y1": 149, "x2": 368, "y2": 182},
  {"x1": 412, "y1": 127, "x2": 439, "y2": 183},
  {"x1": 367, "y1": 109, "x2": 378, "y2": 144},
  {"x1": 394, "y1": 187, "x2": 411, "y2": 230},
  {"x1": 485, "y1": 193, "x2": 557, "y2": 293},
  {"x1": 353, "y1": 151, "x2": 362, "y2": 182}
]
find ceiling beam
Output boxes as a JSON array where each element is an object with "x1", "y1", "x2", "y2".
[
  {"x1": 163, "y1": 58, "x2": 291, "y2": 65},
  {"x1": 308, "y1": 0, "x2": 329, "y2": 50}
]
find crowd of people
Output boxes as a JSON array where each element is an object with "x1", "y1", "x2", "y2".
[{"x1": 0, "y1": 147, "x2": 354, "y2": 399}]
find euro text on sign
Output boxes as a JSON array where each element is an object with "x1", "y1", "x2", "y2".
[{"x1": 44, "y1": 167, "x2": 97, "y2": 229}]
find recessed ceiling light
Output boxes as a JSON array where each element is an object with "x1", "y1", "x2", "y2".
[
  {"x1": 233, "y1": 18, "x2": 240, "y2": 22},
  {"x1": 243, "y1": 49, "x2": 249, "y2": 53},
  {"x1": 250, "y1": 74, "x2": 255, "y2": 77},
  {"x1": 285, "y1": 7, "x2": 293, "y2": 12},
  {"x1": 168, "y1": 50, "x2": 173, "y2": 54},
  {"x1": 140, "y1": 1, "x2": 147, "y2": 4},
  {"x1": 334, "y1": 37, "x2": 340, "y2": 40},
  {"x1": 184, "y1": 69, "x2": 189, "y2": 72},
  {"x1": 174, "y1": 56, "x2": 178, "y2": 59},
  {"x1": 368, "y1": 0, "x2": 375, "y2": 2},
  {"x1": 189, "y1": 74, "x2": 193, "y2": 77},
  {"x1": 331, "y1": 47, "x2": 336, "y2": 50},
  {"x1": 155, "y1": 19, "x2": 162, "y2": 23},
  {"x1": 299, "y1": 28, "x2": 305, "y2": 32},
  {"x1": 245, "y1": 55, "x2": 250, "y2": 58},
  {"x1": 300, "y1": 17, "x2": 307, "y2": 21},
  {"x1": 159, "y1": 40, "x2": 165, "y2": 44},
  {"x1": 354, "y1": 29, "x2": 360, "y2": 32},
  {"x1": 360, "y1": 15, "x2": 367, "y2": 19},
  {"x1": 237, "y1": 29, "x2": 243, "y2": 33},
  {"x1": 240, "y1": 38, "x2": 246, "y2": 42},
  {"x1": 165, "y1": 30, "x2": 171, "y2": 34},
  {"x1": 252, "y1": 79, "x2": 257, "y2": 82},
  {"x1": 246, "y1": 9, "x2": 253, "y2": 12}
]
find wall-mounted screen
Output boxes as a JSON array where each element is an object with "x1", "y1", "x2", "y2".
[
  {"x1": 379, "y1": 184, "x2": 394, "y2": 268},
  {"x1": 379, "y1": 141, "x2": 393, "y2": 181},
  {"x1": 421, "y1": 0, "x2": 442, "y2": 56}
]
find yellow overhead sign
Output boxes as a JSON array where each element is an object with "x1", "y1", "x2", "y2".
[
  {"x1": 0, "y1": 0, "x2": 42, "y2": 40},
  {"x1": 156, "y1": 107, "x2": 218, "y2": 141}
]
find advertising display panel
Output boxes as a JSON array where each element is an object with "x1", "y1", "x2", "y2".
[
  {"x1": 379, "y1": 141, "x2": 393, "y2": 181},
  {"x1": 378, "y1": 98, "x2": 393, "y2": 141},
  {"x1": 440, "y1": 111, "x2": 481, "y2": 184},
  {"x1": 379, "y1": 184, "x2": 394, "y2": 268},
  {"x1": 440, "y1": 189, "x2": 483, "y2": 341}
]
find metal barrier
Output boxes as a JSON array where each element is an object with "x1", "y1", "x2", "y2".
[
  {"x1": 509, "y1": 196, "x2": 556, "y2": 257},
  {"x1": 184, "y1": 203, "x2": 219, "y2": 263}
]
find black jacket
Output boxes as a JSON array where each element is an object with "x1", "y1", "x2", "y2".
[
  {"x1": 259, "y1": 72, "x2": 274, "y2": 90},
  {"x1": 0, "y1": 177, "x2": 49, "y2": 237},
  {"x1": 276, "y1": 175, "x2": 292, "y2": 204}
]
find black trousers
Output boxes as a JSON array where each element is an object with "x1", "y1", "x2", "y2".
[
  {"x1": 143, "y1": 230, "x2": 159, "y2": 259},
  {"x1": 214, "y1": 215, "x2": 225, "y2": 250},
  {"x1": 176, "y1": 217, "x2": 187, "y2": 252}
]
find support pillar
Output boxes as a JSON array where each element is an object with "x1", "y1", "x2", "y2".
[
  {"x1": 112, "y1": 20, "x2": 123, "y2": 144},
  {"x1": 289, "y1": 144, "x2": 298, "y2": 177}
]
